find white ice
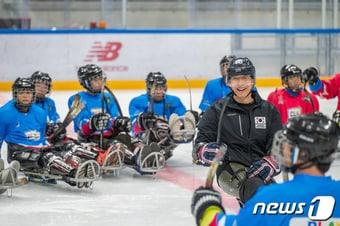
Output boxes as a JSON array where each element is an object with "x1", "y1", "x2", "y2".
[{"x1": 0, "y1": 88, "x2": 338, "y2": 226}]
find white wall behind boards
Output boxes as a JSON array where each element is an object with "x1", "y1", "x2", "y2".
[{"x1": 0, "y1": 33, "x2": 231, "y2": 81}]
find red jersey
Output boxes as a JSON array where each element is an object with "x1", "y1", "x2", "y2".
[
  {"x1": 267, "y1": 88, "x2": 319, "y2": 124},
  {"x1": 310, "y1": 73, "x2": 340, "y2": 110}
]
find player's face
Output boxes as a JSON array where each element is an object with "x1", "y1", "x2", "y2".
[
  {"x1": 228, "y1": 75, "x2": 254, "y2": 98},
  {"x1": 35, "y1": 81, "x2": 49, "y2": 98},
  {"x1": 16, "y1": 89, "x2": 34, "y2": 105},
  {"x1": 281, "y1": 142, "x2": 294, "y2": 167},
  {"x1": 287, "y1": 75, "x2": 302, "y2": 91},
  {"x1": 90, "y1": 76, "x2": 104, "y2": 92},
  {"x1": 153, "y1": 86, "x2": 166, "y2": 101}
]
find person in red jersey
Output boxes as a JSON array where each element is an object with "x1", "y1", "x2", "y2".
[{"x1": 267, "y1": 64, "x2": 319, "y2": 124}]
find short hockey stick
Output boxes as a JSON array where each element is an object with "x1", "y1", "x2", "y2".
[
  {"x1": 205, "y1": 101, "x2": 228, "y2": 188},
  {"x1": 205, "y1": 145, "x2": 227, "y2": 188},
  {"x1": 99, "y1": 77, "x2": 107, "y2": 148},
  {"x1": 48, "y1": 94, "x2": 84, "y2": 141},
  {"x1": 104, "y1": 85, "x2": 123, "y2": 117},
  {"x1": 183, "y1": 75, "x2": 193, "y2": 111}
]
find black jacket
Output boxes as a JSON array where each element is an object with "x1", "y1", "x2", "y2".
[{"x1": 195, "y1": 92, "x2": 282, "y2": 166}]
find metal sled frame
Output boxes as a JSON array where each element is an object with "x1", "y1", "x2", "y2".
[
  {"x1": 23, "y1": 160, "x2": 101, "y2": 189},
  {"x1": 170, "y1": 117, "x2": 196, "y2": 143},
  {"x1": 0, "y1": 165, "x2": 27, "y2": 197},
  {"x1": 138, "y1": 151, "x2": 165, "y2": 174},
  {"x1": 101, "y1": 148, "x2": 125, "y2": 176}
]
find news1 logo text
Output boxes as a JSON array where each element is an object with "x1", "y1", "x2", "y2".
[{"x1": 252, "y1": 196, "x2": 336, "y2": 221}]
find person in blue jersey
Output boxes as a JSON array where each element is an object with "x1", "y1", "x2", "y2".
[
  {"x1": 0, "y1": 78, "x2": 97, "y2": 188},
  {"x1": 69, "y1": 64, "x2": 165, "y2": 174},
  {"x1": 31, "y1": 71, "x2": 67, "y2": 144},
  {"x1": 198, "y1": 55, "x2": 235, "y2": 113},
  {"x1": 129, "y1": 72, "x2": 196, "y2": 160},
  {"x1": 31, "y1": 71, "x2": 60, "y2": 123},
  {"x1": 191, "y1": 113, "x2": 340, "y2": 226}
]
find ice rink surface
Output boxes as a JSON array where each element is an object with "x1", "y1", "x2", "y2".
[{"x1": 0, "y1": 88, "x2": 339, "y2": 226}]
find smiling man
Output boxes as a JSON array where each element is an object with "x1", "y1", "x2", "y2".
[{"x1": 193, "y1": 57, "x2": 282, "y2": 204}]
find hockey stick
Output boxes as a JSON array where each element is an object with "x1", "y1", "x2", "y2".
[
  {"x1": 147, "y1": 83, "x2": 157, "y2": 144},
  {"x1": 205, "y1": 145, "x2": 227, "y2": 188},
  {"x1": 48, "y1": 94, "x2": 84, "y2": 141},
  {"x1": 183, "y1": 75, "x2": 193, "y2": 111},
  {"x1": 99, "y1": 77, "x2": 107, "y2": 148},
  {"x1": 282, "y1": 171, "x2": 289, "y2": 182},
  {"x1": 104, "y1": 85, "x2": 123, "y2": 117},
  {"x1": 205, "y1": 101, "x2": 228, "y2": 188}
]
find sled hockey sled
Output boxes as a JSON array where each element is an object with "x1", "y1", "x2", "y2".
[{"x1": 22, "y1": 160, "x2": 100, "y2": 189}]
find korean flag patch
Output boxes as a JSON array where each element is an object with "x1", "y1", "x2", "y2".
[{"x1": 255, "y1": 117, "x2": 266, "y2": 129}]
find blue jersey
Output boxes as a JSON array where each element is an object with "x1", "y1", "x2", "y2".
[
  {"x1": 0, "y1": 100, "x2": 48, "y2": 149},
  {"x1": 35, "y1": 97, "x2": 60, "y2": 123},
  {"x1": 129, "y1": 93, "x2": 187, "y2": 125},
  {"x1": 199, "y1": 77, "x2": 232, "y2": 112},
  {"x1": 68, "y1": 91, "x2": 121, "y2": 132},
  {"x1": 215, "y1": 174, "x2": 340, "y2": 226}
]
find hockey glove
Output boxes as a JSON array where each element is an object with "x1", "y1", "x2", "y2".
[
  {"x1": 46, "y1": 122, "x2": 66, "y2": 143},
  {"x1": 90, "y1": 113, "x2": 111, "y2": 131},
  {"x1": 191, "y1": 186, "x2": 225, "y2": 226},
  {"x1": 246, "y1": 156, "x2": 281, "y2": 183},
  {"x1": 303, "y1": 67, "x2": 319, "y2": 85},
  {"x1": 114, "y1": 116, "x2": 132, "y2": 133},
  {"x1": 332, "y1": 110, "x2": 340, "y2": 127},
  {"x1": 194, "y1": 142, "x2": 227, "y2": 167},
  {"x1": 138, "y1": 112, "x2": 157, "y2": 130}
]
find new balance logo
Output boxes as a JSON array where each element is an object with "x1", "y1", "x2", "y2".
[{"x1": 85, "y1": 42, "x2": 122, "y2": 62}]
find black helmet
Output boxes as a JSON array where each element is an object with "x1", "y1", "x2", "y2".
[
  {"x1": 280, "y1": 64, "x2": 303, "y2": 83},
  {"x1": 12, "y1": 77, "x2": 35, "y2": 112},
  {"x1": 31, "y1": 71, "x2": 52, "y2": 96},
  {"x1": 273, "y1": 113, "x2": 339, "y2": 173},
  {"x1": 227, "y1": 57, "x2": 256, "y2": 82},
  {"x1": 145, "y1": 72, "x2": 167, "y2": 95},
  {"x1": 77, "y1": 64, "x2": 103, "y2": 93},
  {"x1": 333, "y1": 110, "x2": 340, "y2": 127},
  {"x1": 220, "y1": 55, "x2": 236, "y2": 66}
]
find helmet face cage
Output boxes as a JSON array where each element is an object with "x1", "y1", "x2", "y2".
[
  {"x1": 275, "y1": 114, "x2": 339, "y2": 172},
  {"x1": 146, "y1": 72, "x2": 167, "y2": 95},
  {"x1": 12, "y1": 78, "x2": 36, "y2": 110},
  {"x1": 77, "y1": 64, "x2": 103, "y2": 93},
  {"x1": 280, "y1": 64, "x2": 304, "y2": 84},
  {"x1": 227, "y1": 57, "x2": 256, "y2": 83}
]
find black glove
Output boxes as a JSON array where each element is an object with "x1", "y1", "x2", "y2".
[
  {"x1": 333, "y1": 110, "x2": 340, "y2": 127},
  {"x1": 187, "y1": 110, "x2": 200, "y2": 124},
  {"x1": 303, "y1": 67, "x2": 319, "y2": 85},
  {"x1": 246, "y1": 156, "x2": 281, "y2": 183},
  {"x1": 114, "y1": 116, "x2": 132, "y2": 132},
  {"x1": 138, "y1": 112, "x2": 157, "y2": 130},
  {"x1": 191, "y1": 186, "x2": 225, "y2": 225},
  {"x1": 46, "y1": 122, "x2": 66, "y2": 143},
  {"x1": 90, "y1": 113, "x2": 111, "y2": 131}
]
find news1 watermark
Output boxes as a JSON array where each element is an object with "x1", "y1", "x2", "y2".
[{"x1": 252, "y1": 196, "x2": 336, "y2": 221}]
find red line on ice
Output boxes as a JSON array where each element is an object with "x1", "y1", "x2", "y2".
[{"x1": 157, "y1": 166, "x2": 240, "y2": 214}]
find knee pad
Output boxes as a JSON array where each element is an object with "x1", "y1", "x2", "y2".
[
  {"x1": 216, "y1": 162, "x2": 247, "y2": 198},
  {"x1": 239, "y1": 177, "x2": 265, "y2": 204}
]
